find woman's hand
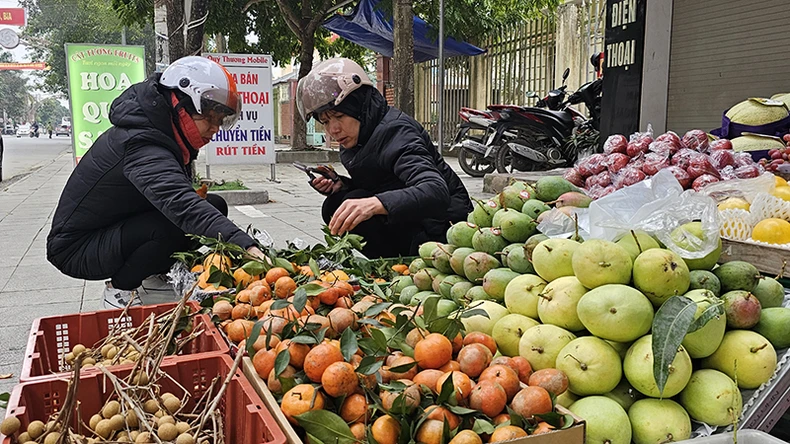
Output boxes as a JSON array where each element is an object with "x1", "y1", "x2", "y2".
[
  {"x1": 312, "y1": 177, "x2": 343, "y2": 195},
  {"x1": 329, "y1": 197, "x2": 387, "y2": 235},
  {"x1": 246, "y1": 246, "x2": 272, "y2": 265}
]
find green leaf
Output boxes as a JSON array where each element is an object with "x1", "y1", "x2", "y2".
[
  {"x1": 279, "y1": 376, "x2": 297, "y2": 394},
  {"x1": 535, "y1": 410, "x2": 563, "y2": 428},
  {"x1": 293, "y1": 288, "x2": 308, "y2": 313},
  {"x1": 507, "y1": 406, "x2": 525, "y2": 428},
  {"x1": 651, "y1": 295, "x2": 697, "y2": 397},
  {"x1": 365, "y1": 302, "x2": 393, "y2": 318},
  {"x1": 436, "y1": 372, "x2": 456, "y2": 405},
  {"x1": 370, "y1": 328, "x2": 389, "y2": 353},
  {"x1": 356, "y1": 356, "x2": 384, "y2": 375},
  {"x1": 372, "y1": 283, "x2": 387, "y2": 300},
  {"x1": 270, "y1": 299, "x2": 291, "y2": 310},
  {"x1": 423, "y1": 296, "x2": 440, "y2": 324},
  {"x1": 301, "y1": 282, "x2": 326, "y2": 297},
  {"x1": 290, "y1": 335, "x2": 319, "y2": 345},
  {"x1": 242, "y1": 260, "x2": 268, "y2": 277},
  {"x1": 561, "y1": 413, "x2": 576, "y2": 430},
  {"x1": 274, "y1": 349, "x2": 291, "y2": 377},
  {"x1": 246, "y1": 321, "x2": 264, "y2": 357},
  {"x1": 306, "y1": 434, "x2": 326, "y2": 444},
  {"x1": 460, "y1": 308, "x2": 490, "y2": 319},
  {"x1": 200, "y1": 297, "x2": 215, "y2": 309},
  {"x1": 274, "y1": 258, "x2": 297, "y2": 274},
  {"x1": 447, "y1": 405, "x2": 477, "y2": 415},
  {"x1": 340, "y1": 328, "x2": 358, "y2": 362},
  {"x1": 379, "y1": 380, "x2": 408, "y2": 391},
  {"x1": 473, "y1": 418, "x2": 495, "y2": 435},
  {"x1": 687, "y1": 299, "x2": 725, "y2": 333},
  {"x1": 309, "y1": 258, "x2": 320, "y2": 279},
  {"x1": 294, "y1": 410, "x2": 356, "y2": 444},
  {"x1": 388, "y1": 361, "x2": 418, "y2": 374}
]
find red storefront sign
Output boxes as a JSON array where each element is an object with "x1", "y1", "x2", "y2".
[{"x1": 0, "y1": 8, "x2": 26, "y2": 26}]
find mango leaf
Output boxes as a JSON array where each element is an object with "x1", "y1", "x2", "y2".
[
  {"x1": 473, "y1": 418, "x2": 495, "y2": 435},
  {"x1": 242, "y1": 260, "x2": 268, "y2": 277},
  {"x1": 271, "y1": 299, "x2": 291, "y2": 310},
  {"x1": 365, "y1": 302, "x2": 392, "y2": 318},
  {"x1": 388, "y1": 361, "x2": 418, "y2": 374},
  {"x1": 356, "y1": 356, "x2": 383, "y2": 375},
  {"x1": 687, "y1": 299, "x2": 725, "y2": 333},
  {"x1": 274, "y1": 349, "x2": 291, "y2": 377},
  {"x1": 436, "y1": 372, "x2": 456, "y2": 405},
  {"x1": 340, "y1": 328, "x2": 358, "y2": 362},
  {"x1": 652, "y1": 295, "x2": 697, "y2": 397},
  {"x1": 309, "y1": 258, "x2": 320, "y2": 279},
  {"x1": 292, "y1": 288, "x2": 308, "y2": 313},
  {"x1": 294, "y1": 410, "x2": 356, "y2": 444},
  {"x1": 245, "y1": 321, "x2": 264, "y2": 357}
]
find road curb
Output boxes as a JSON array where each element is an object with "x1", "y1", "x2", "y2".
[{"x1": 211, "y1": 189, "x2": 270, "y2": 205}]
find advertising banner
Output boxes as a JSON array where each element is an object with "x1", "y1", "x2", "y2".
[
  {"x1": 65, "y1": 44, "x2": 146, "y2": 162},
  {"x1": 0, "y1": 8, "x2": 25, "y2": 26},
  {"x1": 203, "y1": 53, "x2": 275, "y2": 165}
]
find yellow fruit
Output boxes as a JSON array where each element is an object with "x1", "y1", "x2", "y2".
[
  {"x1": 0, "y1": 416, "x2": 21, "y2": 435},
  {"x1": 203, "y1": 253, "x2": 232, "y2": 271},
  {"x1": 752, "y1": 218, "x2": 790, "y2": 245},
  {"x1": 718, "y1": 197, "x2": 750, "y2": 211},
  {"x1": 321, "y1": 270, "x2": 349, "y2": 283},
  {"x1": 776, "y1": 175, "x2": 788, "y2": 187},
  {"x1": 771, "y1": 186, "x2": 790, "y2": 202}
]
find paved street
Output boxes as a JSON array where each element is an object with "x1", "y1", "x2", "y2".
[{"x1": 0, "y1": 136, "x2": 489, "y2": 394}]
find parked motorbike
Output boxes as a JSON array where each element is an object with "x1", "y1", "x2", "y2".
[
  {"x1": 493, "y1": 69, "x2": 603, "y2": 174},
  {"x1": 450, "y1": 83, "x2": 570, "y2": 177}
]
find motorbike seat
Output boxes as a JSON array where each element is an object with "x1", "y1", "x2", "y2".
[{"x1": 544, "y1": 109, "x2": 575, "y2": 127}]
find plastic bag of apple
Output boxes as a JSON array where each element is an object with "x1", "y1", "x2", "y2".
[{"x1": 564, "y1": 126, "x2": 766, "y2": 200}]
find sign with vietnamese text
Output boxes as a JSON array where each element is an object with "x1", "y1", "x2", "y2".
[
  {"x1": 203, "y1": 53, "x2": 275, "y2": 165},
  {"x1": 65, "y1": 44, "x2": 147, "y2": 162},
  {"x1": 600, "y1": 0, "x2": 647, "y2": 141},
  {"x1": 0, "y1": 8, "x2": 25, "y2": 26}
]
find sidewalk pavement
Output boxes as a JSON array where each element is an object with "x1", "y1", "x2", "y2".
[{"x1": 0, "y1": 148, "x2": 491, "y2": 395}]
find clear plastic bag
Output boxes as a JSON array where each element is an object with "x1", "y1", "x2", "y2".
[
  {"x1": 587, "y1": 169, "x2": 721, "y2": 259},
  {"x1": 536, "y1": 207, "x2": 591, "y2": 240},
  {"x1": 697, "y1": 173, "x2": 776, "y2": 202}
]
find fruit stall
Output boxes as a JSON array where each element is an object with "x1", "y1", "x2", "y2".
[{"x1": 2, "y1": 123, "x2": 790, "y2": 443}]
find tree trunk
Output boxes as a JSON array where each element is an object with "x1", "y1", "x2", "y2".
[
  {"x1": 186, "y1": 0, "x2": 210, "y2": 56},
  {"x1": 392, "y1": 0, "x2": 414, "y2": 116},
  {"x1": 154, "y1": 0, "x2": 169, "y2": 66},
  {"x1": 292, "y1": 36, "x2": 315, "y2": 150},
  {"x1": 167, "y1": 0, "x2": 186, "y2": 61}
]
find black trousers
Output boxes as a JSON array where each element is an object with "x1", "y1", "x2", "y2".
[
  {"x1": 322, "y1": 189, "x2": 430, "y2": 259},
  {"x1": 111, "y1": 194, "x2": 228, "y2": 290}
]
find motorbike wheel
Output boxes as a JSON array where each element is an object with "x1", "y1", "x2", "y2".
[
  {"x1": 495, "y1": 127, "x2": 559, "y2": 174},
  {"x1": 458, "y1": 147, "x2": 495, "y2": 177}
]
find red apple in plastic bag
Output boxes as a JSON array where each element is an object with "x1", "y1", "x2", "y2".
[
  {"x1": 577, "y1": 154, "x2": 606, "y2": 177},
  {"x1": 599, "y1": 185, "x2": 617, "y2": 198},
  {"x1": 710, "y1": 139, "x2": 733, "y2": 151},
  {"x1": 641, "y1": 152, "x2": 671, "y2": 176},
  {"x1": 734, "y1": 165, "x2": 760, "y2": 178},
  {"x1": 563, "y1": 168, "x2": 585, "y2": 187},
  {"x1": 603, "y1": 134, "x2": 628, "y2": 154},
  {"x1": 615, "y1": 167, "x2": 647, "y2": 188},
  {"x1": 605, "y1": 153, "x2": 630, "y2": 174},
  {"x1": 671, "y1": 148, "x2": 698, "y2": 170},
  {"x1": 682, "y1": 129, "x2": 710, "y2": 152},
  {"x1": 719, "y1": 165, "x2": 737, "y2": 180},
  {"x1": 627, "y1": 139, "x2": 651, "y2": 157},
  {"x1": 648, "y1": 140, "x2": 678, "y2": 156},
  {"x1": 665, "y1": 165, "x2": 692, "y2": 189},
  {"x1": 733, "y1": 153, "x2": 757, "y2": 168},
  {"x1": 687, "y1": 155, "x2": 720, "y2": 179},
  {"x1": 655, "y1": 131, "x2": 684, "y2": 151},
  {"x1": 692, "y1": 174, "x2": 720, "y2": 191},
  {"x1": 628, "y1": 153, "x2": 646, "y2": 170},
  {"x1": 586, "y1": 184, "x2": 604, "y2": 199},
  {"x1": 710, "y1": 150, "x2": 735, "y2": 170}
]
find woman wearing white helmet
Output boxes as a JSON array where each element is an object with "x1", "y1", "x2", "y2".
[
  {"x1": 297, "y1": 58, "x2": 472, "y2": 258},
  {"x1": 48, "y1": 56, "x2": 265, "y2": 308}
]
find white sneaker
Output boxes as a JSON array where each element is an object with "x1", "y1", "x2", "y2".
[
  {"x1": 139, "y1": 274, "x2": 179, "y2": 305},
  {"x1": 103, "y1": 283, "x2": 142, "y2": 309},
  {"x1": 141, "y1": 274, "x2": 175, "y2": 293}
]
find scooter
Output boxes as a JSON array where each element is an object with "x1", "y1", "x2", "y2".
[
  {"x1": 493, "y1": 69, "x2": 603, "y2": 173},
  {"x1": 450, "y1": 83, "x2": 571, "y2": 177}
]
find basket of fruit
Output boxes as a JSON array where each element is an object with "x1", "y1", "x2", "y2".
[{"x1": 21, "y1": 301, "x2": 228, "y2": 382}]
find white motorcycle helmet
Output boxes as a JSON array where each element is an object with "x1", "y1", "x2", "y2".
[
  {"x1": 296, "y1": 58, "x2": 373, "y2": 122},
  {"x1": 160, "y1": 56, "x2": 242, "y2": 130}
]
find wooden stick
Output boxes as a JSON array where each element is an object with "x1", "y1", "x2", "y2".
[
  {"x1": 192, "y1": 350, "x2": 243, "y2": 441},
  {"x1": 97, "y1": 366, "x2": 164, "y2": 444}
]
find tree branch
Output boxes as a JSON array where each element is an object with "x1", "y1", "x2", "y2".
[
  {"x1": 307, "y1": 0, "x2": 334, "y2": 33},
  {"x1": 272, "y1": 0, "x2": 304, "y2": 37}
]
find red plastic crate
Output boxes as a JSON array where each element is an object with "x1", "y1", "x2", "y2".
[
  {"x1": 2, "y1": 355, "x2": 287, "y2": 444},
  {"x1": 21, "y1": 302, "x2": 229, "y2": 382}
]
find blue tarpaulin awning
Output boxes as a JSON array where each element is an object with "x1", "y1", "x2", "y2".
[{"x1": 323, "y1": 0, "x2": 486, "y2": 63}]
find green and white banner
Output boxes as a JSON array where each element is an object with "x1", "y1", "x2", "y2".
[{"x1": 65, "y1": 44, "x2": 146, "y2": 162}]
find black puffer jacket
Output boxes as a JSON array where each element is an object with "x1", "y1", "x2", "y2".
[
  {"x1": 47, "y1": 74, "x2": 254, "y2": 279},
  {"x1": 340, "y1": 91, "x2": 472, "y2": 240}
]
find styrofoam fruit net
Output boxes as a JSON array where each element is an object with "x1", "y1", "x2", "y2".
[
  {"x1": 750, "y1": 192, "x2": 790, "y2": 222},
  {"x1": 719, "y1": 208, "x2": 755, "y2": 241}
]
